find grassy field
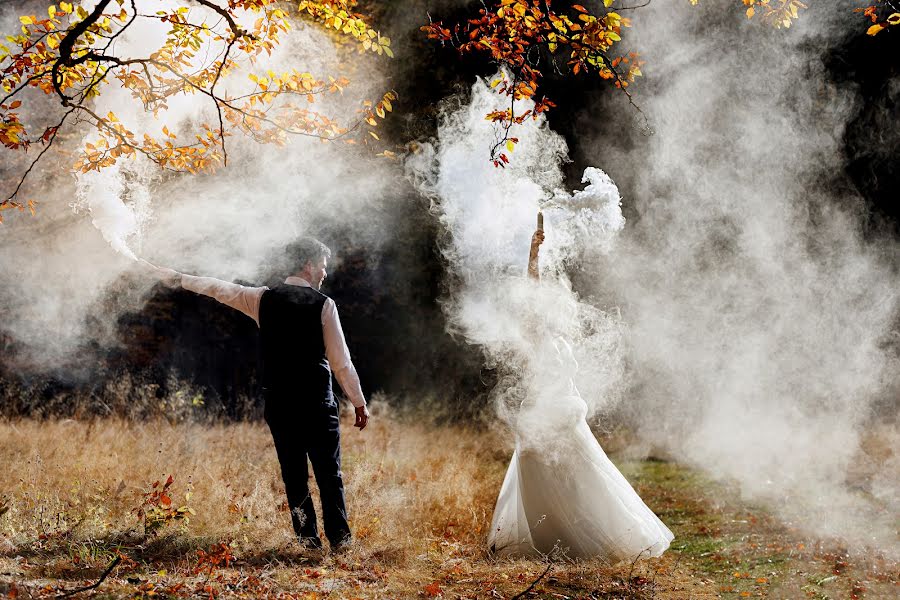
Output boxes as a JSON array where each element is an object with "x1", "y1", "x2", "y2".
[{"x1": 0, "y1": 404, "x2": 896, "y2": 599}]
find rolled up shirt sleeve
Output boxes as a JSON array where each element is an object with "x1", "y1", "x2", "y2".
[
  {"x1": 181, "y1": 274, "x2": 267, "y2": 326},
  {"x1": 322, "y1": 298, "x2": 366, "y2": 408}
]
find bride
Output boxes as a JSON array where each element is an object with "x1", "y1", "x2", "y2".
[{"x1": 487, "y1": 220, "x2": 674, "y2": 562}]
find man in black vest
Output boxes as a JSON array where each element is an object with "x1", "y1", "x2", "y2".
[{"x1": 147, "y1": 238, "x2": 369, "y2": 552}]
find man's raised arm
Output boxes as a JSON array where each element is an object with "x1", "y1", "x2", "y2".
[{"x1": 144, "y1": 261, "x2": 267, "y2": 326}]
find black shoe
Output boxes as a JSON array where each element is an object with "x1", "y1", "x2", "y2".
[
  {"x1": 298, "y1": 536, "x2": 323, "y2": 551},
  {"x1": 330, "y1": 536, "x2": 352, "y2": 554}
]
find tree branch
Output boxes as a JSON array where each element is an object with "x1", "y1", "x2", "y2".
[{"x1": 52, "y1": 0, "x2": 115, "y2": 103}]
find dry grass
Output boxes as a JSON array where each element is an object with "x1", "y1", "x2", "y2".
[{"x1": 0, "y1": 403, "x2": 896, "y2": 599}]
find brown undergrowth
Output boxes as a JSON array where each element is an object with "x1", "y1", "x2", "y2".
[{"x1": 0, "y1": 403, "x2": 895, "y2": 599}]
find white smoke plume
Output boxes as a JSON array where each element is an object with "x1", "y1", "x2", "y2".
[{"x1": 407, "y1": 78, "x2": 628, "y2": 455}]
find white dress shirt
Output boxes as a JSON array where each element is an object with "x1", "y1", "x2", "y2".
[{"x1": 180, "y1": 274, "x2": 367, "y2": 408}]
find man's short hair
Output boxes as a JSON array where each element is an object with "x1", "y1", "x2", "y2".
[{"x1": 287, "y1": 237, "x2": 332, "y2": 269}]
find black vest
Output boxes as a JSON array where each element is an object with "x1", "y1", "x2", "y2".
[{"x1": 258, "y1": 284, "x2": 332, "y2": 402}]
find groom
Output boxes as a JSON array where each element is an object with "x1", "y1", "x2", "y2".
[{"x1": 150, "y1": 238, "x2": 369, "y2": 552}]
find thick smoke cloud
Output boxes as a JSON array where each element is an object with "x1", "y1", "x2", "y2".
[
  {"x1": 407, "y1": 79, "x2": 628, "y2": 455},
  {"x1": 581, "y1": 4, "x2": 899, "y2": 552},
  {"x1": 412, "y1": 3, "x2": 898, "y2": 555}
]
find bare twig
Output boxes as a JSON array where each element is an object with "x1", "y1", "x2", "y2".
[
  {"x1": 55, "y1": 554, "x2": 122, "y2": 598},
  {"x1": 618, "y1": 0, "x2": 653, "y2": 10},
  {"x1": 510, "y1": 561, "x2": 552, "y2": 600},
  {"x1": 190, "y1": 0, "x2": 251, "y2": 39},
  {"x1": 5, "y1": 108, "x2": 74, "y2": 202}
]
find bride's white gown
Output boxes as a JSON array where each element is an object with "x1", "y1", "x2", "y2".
[{"x1": 488, "y1": 343, "x2": 674, "y2": 562}]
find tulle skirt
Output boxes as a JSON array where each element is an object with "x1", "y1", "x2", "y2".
[{"x1": 488, "y1": 418, "x2": 674, "y2": 562}]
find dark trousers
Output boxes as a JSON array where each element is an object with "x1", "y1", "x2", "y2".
[{"x1": 265, "y1": 394, "x2": 350, "y2": 547}]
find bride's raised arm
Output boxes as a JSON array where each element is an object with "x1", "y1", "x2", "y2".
[{"x1": 528, "y1": 212, "x2": 544, "y2": 281}]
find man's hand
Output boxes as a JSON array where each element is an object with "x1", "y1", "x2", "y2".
[
  {"x1": 139, "y1": 259, "x2": 181, "y2": 289},
  {"x1": 354, "y1": 405, "x2": 369, "y2": 430},
  {"x1": 531, "y1": 229, "x2": 545, "y2": 249}
]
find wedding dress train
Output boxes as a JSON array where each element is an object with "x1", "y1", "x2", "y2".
[{"x1": 488, "y1": 347, "x2": 674, "y2": 562}]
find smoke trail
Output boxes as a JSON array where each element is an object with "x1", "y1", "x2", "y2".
[
  {"x1": 75, "y1": 162, "x2": 149, "y2": 261},
  {"x1": 407, "y1": 77, "x2": 628, "y2": 454}
]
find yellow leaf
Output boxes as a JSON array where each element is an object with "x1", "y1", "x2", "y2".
[
  {"x1": 506, "y1": 139, "x2": 515, "y2": 152},
  {"x1": 746, "y1": 7, "x2": 755, "y2": 18},
  {"x1": 60, "y1": 2, "x2": 73, "y2": 14},
  {"x1": 887, "y1": 13, "x2": 900, "y2": 26},
  {"x1": 867, "y1": 23, "x2": 885, "y2": 36},
  {"x1": 48, "y1": 5, "x2": 56, "y2": 19},
  {"x1": 19, "y1": 16, "x2": 33, "y2": 25}
]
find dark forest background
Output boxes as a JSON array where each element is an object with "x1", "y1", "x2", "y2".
[{"x1": 1, "y1": 1, "x2": 897, "y2": 419}]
